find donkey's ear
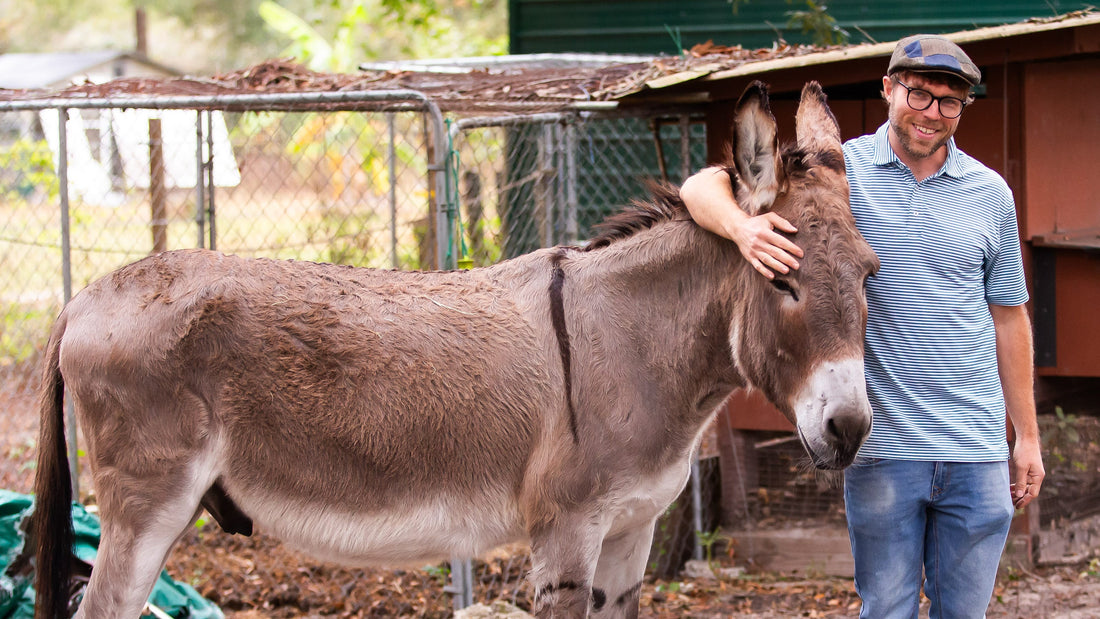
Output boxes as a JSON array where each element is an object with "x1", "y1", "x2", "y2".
[
  {"x1": 795, "y1": 81, "x2": 842, "y2": 157},
  {"x1": 732, "y1": 81, "x2": 784, "y2": 215}
]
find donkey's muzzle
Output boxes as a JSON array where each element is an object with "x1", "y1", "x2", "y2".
[{"x1": 793, "y1": 358, "x2": 873, "y2": 470}]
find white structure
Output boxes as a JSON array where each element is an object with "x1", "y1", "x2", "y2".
[{"x1": 0, "y1": 51, "x2": 239, "y2": 204}]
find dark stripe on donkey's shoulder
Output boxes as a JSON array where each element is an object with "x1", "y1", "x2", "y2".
[{"x1": 549, "y1": 249, "x2": 579, "y2": 444}]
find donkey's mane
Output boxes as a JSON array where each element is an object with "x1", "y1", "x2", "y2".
[
  {"x1": 582, "y1": 143, "x2": 844, "y2": 252},
  {"x1": 584, "y1": 182, "x2": 686, "y2": 252},
  {"x1": 782, "y1": 144, "x2": 846, "y2": 176}
]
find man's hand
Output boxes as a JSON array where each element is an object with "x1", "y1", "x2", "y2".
[
  {"x1": 730, "y1": 212, "x2": 803, "y2": 279},
  {"x1": 680, "y1": 166, "x2": 804, "y2": 279},
  {"x1": 1010, "y1": 436, "x2": 1045, "y2": 510}
]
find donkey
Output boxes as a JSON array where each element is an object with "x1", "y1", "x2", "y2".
[{"x1": 34, "y1": 81, "x2": 878, "y2": 619}]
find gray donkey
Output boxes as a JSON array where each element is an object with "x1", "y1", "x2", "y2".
[{"x1": 34, "y1": 81, "x2": 877, "y2": 618}]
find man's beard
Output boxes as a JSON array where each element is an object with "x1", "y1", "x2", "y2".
[{"x1": 888, "y1": 112, "x2": 952, "y2": 161}]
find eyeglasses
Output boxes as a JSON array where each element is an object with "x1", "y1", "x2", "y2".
[{"x1": 893, "y1": 77, "x2": 968, "y2": 119}]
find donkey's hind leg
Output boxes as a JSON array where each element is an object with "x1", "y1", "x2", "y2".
[
  {"x1": 589, "y1": 520, "x2": 656, "y2": 619},
  {"x1": 74, "y1": 462, "x2": 216, "y2": 618}
]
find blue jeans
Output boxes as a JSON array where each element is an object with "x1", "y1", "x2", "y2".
[{"x1": 844, "y1": 458, "x2": 1014, "y2": 619}]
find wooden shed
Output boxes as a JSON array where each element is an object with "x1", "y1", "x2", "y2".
[
  {"x1": 617, "y1": 12, "x2": 1100, "y2": 430},
  {"x1": 613, "y1": 13, "x2": 1100, "y2": 556}
]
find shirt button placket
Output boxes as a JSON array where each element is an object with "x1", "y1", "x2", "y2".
[{"x1": 906, "y1": 179, "x2": 920, "y2": 238}]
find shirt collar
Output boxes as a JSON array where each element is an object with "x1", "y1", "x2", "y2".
[{"x1": 872, "y1": 121, "x2": 964, "y2": 179}]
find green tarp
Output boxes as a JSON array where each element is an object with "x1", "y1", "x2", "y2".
[{"x1": 0, "y1": 489, "x2": 223, "y2": 618}]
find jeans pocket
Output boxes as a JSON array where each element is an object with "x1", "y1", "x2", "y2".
[{"x1": 850, "y1": 455, "x2": 883, "y2": 469}]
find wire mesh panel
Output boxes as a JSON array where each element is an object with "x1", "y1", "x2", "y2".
[
  {"x1": 450, "y1": 110, "x2": 722, "y2": 596},
  {"x1": 0, "y1": 109, "x2": 60, "y2": 492},
  {"x1": 449, "y1": 111, "x2": 706, "y2": 262},
  {"x1": 214, "y1": 109, "x2": 433, "y2": 268}
]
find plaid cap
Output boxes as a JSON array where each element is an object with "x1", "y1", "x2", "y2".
[{"x1": 888, "y1": 34, "x2": 981, "y2": 86}]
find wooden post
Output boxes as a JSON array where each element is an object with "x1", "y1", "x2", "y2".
[
  {"x1": 716, "y1": 408, "x2": 758, "y2": 526},
  {"x1": 135, "y1": 7, "x2": 148, "y2": 57},
  {"x1": 420, "y1": 114, "x2": 440, "y2": 270},
  {"x1": 148, "y1": 117, "x2": 167, "y2": 254},
  {"x1": 462, "y1": 170, "x2": 484, "y2": 261}
]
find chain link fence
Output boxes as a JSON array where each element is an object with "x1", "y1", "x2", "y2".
[
  {"x1": 10, "y1": 85, "x2": 1073, "y2": 613},
  {"x1": 9, "y1": 85, "x2": 1069, "y2": 613},
  {"x1": 0, "y1": 90, "x2": 737, "y2": 612}
]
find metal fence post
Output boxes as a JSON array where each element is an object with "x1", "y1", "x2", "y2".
[
  {"x1": 679, "y1": 115, "x2": 692, "y2": 183},
  {"x1": 205, "y1": 110, "x2": 217, "y2": 251},
  {"x1": 691, "y1": 457, "x2": 704, "y2": 561},
  {"x1": 56, "y1": 106, "x2": 79, "y2": 498},
  {"x1": 445, "y1": 557, "x2": 473, "y2": 610},
  {"x1": 538, "y1": 124, "x2": 554, "y2": 248},
  {"x1": 564, "y1": 120, "x2": 579, "y2": 244},
  {"x1": 195, "y1": 110, "x2": 206, "y2": 249},
  {"x1": 149, "y1": 118, "x2": 167, "y2": 253},
  {"x1": 387, "y1": 112, "x2": 399, "y2": 269}
]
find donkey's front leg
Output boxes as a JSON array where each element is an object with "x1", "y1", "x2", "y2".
[
  {"x1": 589, "y1": 520, "x2": 656, "y2": 619},
  {"x1": 528, "y1": 514, "x2": 604, "y2": 618}
]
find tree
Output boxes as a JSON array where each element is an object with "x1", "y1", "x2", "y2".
[
  {"x1": 0, "y1": 0, "x2": 506, "y2": 74},
  {"x1": 258, "y1": 0, "x2": 505, "y2": 71}
]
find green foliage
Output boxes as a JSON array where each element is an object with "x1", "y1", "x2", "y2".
[
  {"x1": 3, "y1": 0, "x2": 505, "y2": 74},
  {"x1": 728, "y1": 0, "x2": 850, "y2": 47},
  {"x1": 1043, "y1": 405, "x2": 1081, "y2": 465},
  {"x1": 695, "y1": 527, "x2": 729, "y2": 570},
  {"x1": 1083, "y1": 557, "x2": 1100, "y2": 579},
  {"x1": 3, "y1": 437, "x2": 37, "y2": 474},
  {"x1": 0, "y1": 302, "x2": 55, "y2": 364},
  {"x1": 785, "y1": 0, "x2": 849, "y2": 46},
  {"x1": 259, "y1": 0, "x2": 506, "y2": 70},
  {"x1": 259, "y1": 0, "x2": 345, "y2": 71},
  {"x1": 422, "y1": 562, "x2": 450, "y2": 586},
  {"x1": 0, "y1": 138, "x2": 59, "y2": 202}
]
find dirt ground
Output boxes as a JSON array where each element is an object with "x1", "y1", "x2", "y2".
[{"x1": 163, "y1": 524, "x2": 1100, "y2": 619}]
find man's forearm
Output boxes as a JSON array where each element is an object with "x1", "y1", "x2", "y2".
[
  {"x1": 680, "y1": 167, "x2": 803, "y2": 278},
  {"x1": 990, "y1": 302, "x2": 1045, "y2": 507},
  {"x1": 990, "y1": 303, "x2": 1038, "y2": 440},
  {"x1": 680, "y1": 166, "x2": 744, "y2": 241}
]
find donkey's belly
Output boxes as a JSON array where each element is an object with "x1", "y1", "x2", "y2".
[{"x1": 233, "y1": 485, "x2": 526, "y2": 566}]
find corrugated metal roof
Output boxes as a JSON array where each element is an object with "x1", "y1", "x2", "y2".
[
  {"x1": 360, "y1": 53, "x2": 654, "y2": 74},
  {"x1": 626, "y1": 10, "x2": 1100, "y2": 97},
  {"x1": 1, "y1": 11, "x2": 1094, "y2": 115}
]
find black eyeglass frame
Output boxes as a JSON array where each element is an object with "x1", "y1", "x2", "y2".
[{"x1": 893, "y1": 77, "x2": 969, "y2": 119}]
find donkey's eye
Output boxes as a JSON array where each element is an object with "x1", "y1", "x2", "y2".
[{"x1": 770, "y1": 278, "x2": 799, "y2": 301}]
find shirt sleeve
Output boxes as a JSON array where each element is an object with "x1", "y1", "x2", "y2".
[{"x1": 984, "y1": 185, "x2": 1029, "y2": 306}]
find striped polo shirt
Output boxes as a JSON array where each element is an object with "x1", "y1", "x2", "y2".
[{"x1": 844, "y1": 122, "x2": 1029, "y2": 462}]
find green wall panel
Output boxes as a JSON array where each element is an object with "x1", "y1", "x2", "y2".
[{"x1": 509, "y1": 0, "x2": 1094, "y2": 54}]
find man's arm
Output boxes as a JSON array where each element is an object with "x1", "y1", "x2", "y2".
[
  {"x1": 680, "y1": 166, "x2": 803, "y2": 279},
  {"x1": 990, "y1": 303, "x2": 1045, "y2": 509}
]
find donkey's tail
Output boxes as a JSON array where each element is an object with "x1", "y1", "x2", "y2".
[{"x1": 33, "y1": 314, "x2": 73, "y2": 619}]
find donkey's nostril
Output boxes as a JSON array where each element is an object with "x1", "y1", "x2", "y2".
[{"x1": 825, "y1": 410, "x2": 870, "y2": 444}]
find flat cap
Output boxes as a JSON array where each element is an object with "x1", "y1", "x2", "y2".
[{"x1": 888, "y1": 34, "x2": 981, "y2": 86}]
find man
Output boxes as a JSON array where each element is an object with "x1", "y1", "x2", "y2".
[{"x1": 680, "y1": 35, "x2": 1045, "y2": 618}]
